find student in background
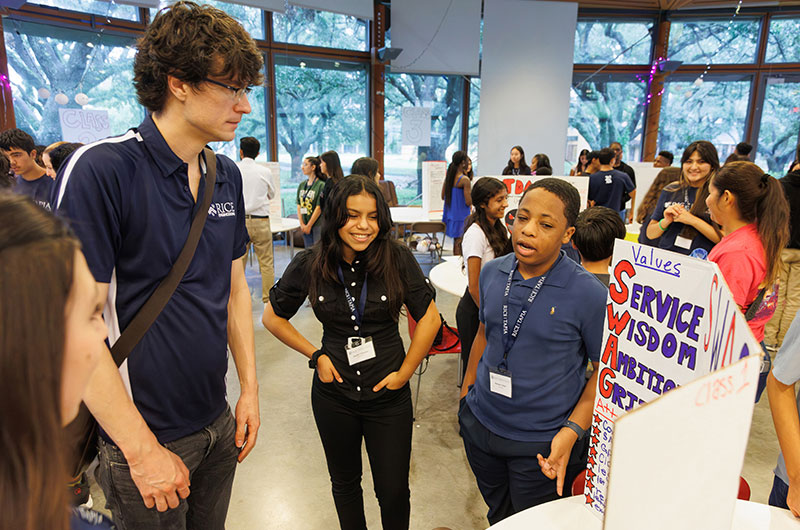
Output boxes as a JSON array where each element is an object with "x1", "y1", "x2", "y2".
[
  {"x1": 459, "y1": 179, "x2": 606, "y2": 525},
  {"x1": 0, "y1": 152, "x2": 11, "y2": 188},
  {"x1": 609, "y1": 141, "x2": 637, "y2": 221},
  {"x1": 264, "y1": 175, "x2": 439, "y2": 530},
  {"x1": 502, "y1": 146, "x2": 532, "y2": 176},
  {"x1": 442, "y1": 151, "x2": 474, "y2": 256},
  {"x1": 584, "y1": 151, "x2": 601, "y2": 176},
  {"x1": 636, "y1": 167, "x2": 680, "y2": 245},
  {"x1": 587, "y1": 148, "x2": 635, "y2": 217},
  {"x1": 570, "y1": 149, "x2": 590, "y2": 176},
  {"x1": 0, "y1": 128, "x2": 51, "y2": 210},
  {"x1": 645, "y1": 140, "x2": 721, "y2": 255},
  {"x1": 319, "y1": 150, "x2": 345, "y2": 212},
  {"x1": 46, "y1": 143, "x2": 82, "y2": 180},
  {"x1": 530, "y1": 153, "x2": 552, "y2": 176},
  {"x1": 653, "y1": 150, "x2": 674, "y2": 168},
  {"x1": 297, "y1": 155, "x2": 326, "y2": 248},
  {"x1": 351, "y1": 156, "x2": 380, "y2": 183},
  {"x1": 0, "y1": 194, "x2": 113, "y2": 529},
  {"x1": 706, "y1": 161, "x2": 789, "y2": 401},
  {"x1": 766, "y1": 142, "x2": 800, "y2": 352},
  {"x1": 42, "y1": 141, "x2": 68, "y2": 178},
  {"x1": 572, "y1": 206, "x2": 626, "y2": 286},
  {"x1": 457, "y1": 177, "x2": 511, "y2": 381}
]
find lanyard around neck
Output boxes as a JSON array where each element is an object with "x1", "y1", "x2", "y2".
[
  {"x1": 337, "y1": 265, "x2": 368, "y2": 336},
  {"x1": 501, "y1": 258, "x2": 550, "y2": 361}
]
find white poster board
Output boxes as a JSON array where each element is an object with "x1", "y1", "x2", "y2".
[
  {"x1": 422, "y1": 160, "x2": 446, "y2": 218},
  {"x1": 260, "y1": 161, "x2": 282, "y2": 218},
  {"x1": 603, "y1": 355, "x2": 760, "y2": 530},
  {"x1": 58, "y1": 108, "x2": 111, "y2": 144},
  {"x1": 477, "y1": 174, "x2": 590, "y2": 212},
  {"x1": 401, "y1": 107, "x2": 431, "y2": 147},
  {"x1": 586, "y1": 239, "x2": 764, "y2": 519},
  {"x1": 627, "y1": 162, "x2": 665, "y2": 212}
]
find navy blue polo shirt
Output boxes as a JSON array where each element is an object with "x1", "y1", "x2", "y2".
[
  {"x1": 466, "y1": 251, "x2": 606, "y2": 442},
  {"x1": 53, "y1": 115, "x2": 248, "y2": 443},
  {"x1": 588, "y1": 169, "x2": 634, "y2": 211},
  {"x1": 15, "y1": 173, "x2": 53, "y2": 210}
]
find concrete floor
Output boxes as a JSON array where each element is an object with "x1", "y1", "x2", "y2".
[{"x1": 91, "y1": 241, "x2": 784, "y2": 529}]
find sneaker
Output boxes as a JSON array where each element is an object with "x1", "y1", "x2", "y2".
[{"x1": 68, "y1": 472, "x2": 91, "y2": 507}]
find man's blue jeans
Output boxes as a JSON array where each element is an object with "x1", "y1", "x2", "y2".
[{"x1": 95, "y1": 407, "x2": 239, "y2": 530}]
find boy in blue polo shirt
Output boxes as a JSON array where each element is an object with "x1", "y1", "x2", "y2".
[
  {"x1": 459, "y1": 178, "x2": 606, "y2": 525},
  {"x1": 53, "y1": 3, "x2": 262, "y2": 528},
  {"x1": 0, "y1": 128, "x2": 52, "y2": 210}
]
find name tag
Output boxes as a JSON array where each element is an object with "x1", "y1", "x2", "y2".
[
  {"x1": 489, "y1": 367, "x2": 512, "y2": 398},
  {"x1": 346, "y1": 336, "x2": 376, "y2": 366},
  {"x1": 675, "y1": 235, "x2": 692, "y2": 250},
  {"x1": 300, "y1": 207, "x2": 308, "y2": 215}
]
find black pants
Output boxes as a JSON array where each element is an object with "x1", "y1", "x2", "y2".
[
  {"x1": 312, "y1": 381, "x2": 413, "y2": 530},
  {"x1": 456, "y1": 287, "x2": 480, "y2": 380}
]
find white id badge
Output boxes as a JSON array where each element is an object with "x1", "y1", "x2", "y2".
[
  {"x1": 346, "y1": 336, "x2": 376, "y2": 366},
  {"x1": 300, "y1": 207, "x2": 308, "y2": 215},
  {"x1": 675, "y1": 235, "x2": 692, "y2": 250},
  {"x1": 489, "y1": 368, "x2": 512, "y2": 398}
]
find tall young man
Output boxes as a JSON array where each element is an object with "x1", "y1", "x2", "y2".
[
  {"x1": 609, "y1": 141, "x2": 637, "y2": 222},
  {"x1": 0, "y1": 128, "x2": 52, "y2": 210},
  {"x1": 588, "y1": 148, "x2": 635, "y2": 218},
  {"x1": 53, "y1": 3, "x2": 262, "y2": 528}
]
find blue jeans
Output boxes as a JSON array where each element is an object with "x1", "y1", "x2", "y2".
[
  {"x1": 95, "y1": 407, "x2": 239, "y2": 530},
  {"x1": 302, "y1": 223, "x2": 321, "y2": 248},
  {"x1": 769, "y1": 475, "x2": 790, "y2": 510}
]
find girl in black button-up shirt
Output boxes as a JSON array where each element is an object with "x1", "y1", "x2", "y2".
[{"x1": 263, "y1": 175, "x2": 439, "y2": 530}]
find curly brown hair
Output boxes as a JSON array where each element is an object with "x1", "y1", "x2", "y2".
[{"x1": 134, "y1": 1, "x2": 264, "y2": 113}]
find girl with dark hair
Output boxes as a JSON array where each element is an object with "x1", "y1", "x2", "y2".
[
  {"x1": 570, "y1": 149, "x2": 590, "y2": 176},
  {"x1": 456, "y1": 178, "x2": 510, "y2": 381},
  {"x1": 502, "y1": 146, "x2": 532, "y2": 176},
  {"x1": 0, "y1": 152, "x2": 12, "y2": 188},
  {"x1": 636, "y1": 167, "x2": 680, "y2": 245},
  {"x1": 530, "y1": 153, "x2": 552, "y2": 175},
  {"x1": 442, "y1": 151, "x2": 474, "y2": 255},
  {"x1": 645, "y1": 140, "x2": 722, "y2": 255},
  {"x1": 46, "y1": 142, "x2": 83, "y2": 179},
  {"x1": 0, "y1": 194, "x2": 112, "y2": 529},
  {"x1": 319, "y1": 150, "x2": 345, "y2": 215},
  {"x1": 263, "y1": 175, "x2": 440, "y2": 530},
  {"x1": 297, "y1": 155, "x2": 326, "y2": 248},
  {"x1": 706, "y1": 161, "x2": 789, "y2": 401},
  {"x1": 350, "y1": 156, "x2": 380, "y2": 182}
]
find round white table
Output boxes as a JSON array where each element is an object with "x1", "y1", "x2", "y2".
[
  {"x1": 270, "y1": 217, "x2": 301, "y2": 257},
  {"x1": 488, "y1": 496, "x2": 798, "y2": 530},
  {"x1": 389, "y1": 206, "x2": 441, "y2": 224},
  {"x1": 429, "y1": 256, "x2": 467, "y2": 296}
]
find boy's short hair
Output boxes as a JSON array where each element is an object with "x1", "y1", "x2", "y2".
[
  {"x1": 240, "y1": 137, "x2": 260, "y2": 159},
  {"x1": 536, "y1": 166, "x2": 552, "y2": 175},
  {"x1": 134, "y1": 1, "x2": 264, "y2": 113},
  {"x1": 657, "y1": 150, "x2": 674, "y2": 164},
  {"x1": 586, "y1": 150, "x2": 600, "y2": 163},
  {"x1": 520, "y1": 177, "x2": 580, "y2": 227},
  {"x1": 736, "y1": 142, "x2": 753, "y2": 156},
  {"x1": 597, "y1": 148, "x2": 615, "y2": 165},
  {"x1": 0, "y1": 128, "x2": 36, "y2": 153},
  {"x1": 573, "y1": 206, "x2": 626, "y2": 262}
]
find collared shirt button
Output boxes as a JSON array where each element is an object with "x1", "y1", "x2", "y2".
[
  {"x1": 381, "y1": 295, "x2": 387, "y2": 301},
  {"x1": 351, "y1": 267, "x2": 355, "y2": 272},
  {"x1": 425, "y1": 278, "x2": 430, "y2": 283},
  {"x1": 351, "y1": 315, "x2": 356, "y2": 320},
  {"x1": 318, "y1": 296, "x2": 324, "y2": 302},
  {"x1": 354, "y1": 325, "x2": 359, "y2": 331},
  {"x1": 355, "y1": 260, "x2": 360, "y2": 264},
  {"x1": 351, "y1": 282, "x2": 356, "y2": 287},
  {"x1": 357, "y1": 386, "x2": 361, "y2": 391},
  {"x1": 356, "y1": 370, "x2": 361, "y2": 376}
]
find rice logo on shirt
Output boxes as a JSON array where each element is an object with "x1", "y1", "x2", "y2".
[{"x1": 208, "y1": 201, "x2": 236, "y2": 218}]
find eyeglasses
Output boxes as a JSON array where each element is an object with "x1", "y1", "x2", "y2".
[{"x1": 203, "y1": 78, "x2": 252, "y2": 101}]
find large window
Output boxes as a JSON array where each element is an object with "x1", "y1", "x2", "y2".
[
  {"x1": 467, "y1": 78, "x2": 480, "y2": 172},
  {"x1": 384, "y1": 73, "x2": 464, "y2": 205},
  {"x1": 274, "y1": 55, "x2": 368, "y2": 213},
  {"x1": 30, "y1": 0, "x2": 139, "y2": 21},
  {"x1": 568, "y1": 74, "x2": 647, "y2": 166},
  {"x1": 150, "y1": 1, "x2": 264, "y2": 40},
  {"x1": 3, "y1": 19, "x2": 142, "y2": 145},
  {"x1": 658, "y1": 75, "x2": 752, "y2": 159},
  {"x1": 668, "y1": 18, "x2": 761, "y2": 64},
  {"x1": 273, "y1": 6, "x2": 368, "y2": 51},
  {"x1": 574, "y1": 20, "x2": 654, "y2": 65},
  {"x1": 754, "y1": 77, "x2": 800, "y2": 174},
  {"x1": 765, "y1": 17, "x2": 800, "y2": 63}
]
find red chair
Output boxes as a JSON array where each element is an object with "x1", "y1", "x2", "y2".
[
  {"x1": 407, "y1": 308, "x2": 461, "y2": 420},
  {"x1": 570, "y1": 470, "x2": 752, "y2": 500}
]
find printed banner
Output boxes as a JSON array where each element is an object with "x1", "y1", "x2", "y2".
[
  {"x1": 422, "y1": 160, "x2": 446, "y2": 218},
  {"x1": 585, "y1": 239, "x2": 763, "y2": 519},
  {"x1": 478, "y1": 175, "x2": 590, "y2": 212},
  {"x1": 58, "y1": 108, "x2": 111, "y2": 144}
]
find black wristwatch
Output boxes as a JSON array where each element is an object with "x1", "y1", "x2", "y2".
[
  {"x1": 563, "y1": 420, "x2": 586, "y2": 439},
  {"x1": 308, "y1": 349, "x2": 324, "y2": 369}
]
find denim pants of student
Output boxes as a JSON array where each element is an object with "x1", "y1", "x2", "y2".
[
  {"x1": 302, "y1": 223, "x2": 322, "y2": 249},
  {"x1": 456, "y1": 287, "x2": 480, "y2": 381},
  {"x1": 95, "y1": 407, "x2": 239, "y2": 530},
  {"x1": 312, "y1": 382, "x2": 413, "y2": 530},
  {"x1": 459, "y1": 400, "x2": 587, "y2": 526},
  {"x1": 768, "y1": 475, "x2": 790, "y2": 510}
]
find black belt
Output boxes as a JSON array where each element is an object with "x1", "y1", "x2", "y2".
[{"x1": 245, "y1": 214, "x2": 269, "y2": 219}]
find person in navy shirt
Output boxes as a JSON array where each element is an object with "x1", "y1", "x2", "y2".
[
  {"x1": 588, "y1": 147, "x2": 635, "y2": 219},
  {"x1": 52, "y1": 4, "x2": 263, "y2": 529},
  {"x1": 0, "y1": 127, "x2": 52, "y2": 210},
  {"x1": 459, "y1": 178, "x2": 606, "y2": 525}
]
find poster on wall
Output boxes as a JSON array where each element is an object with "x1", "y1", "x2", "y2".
[
  {"x1": 422, "y1": 160, "x2": 446, "y2": 218},
  {"x1": 477, "y1": 174, "x2": 590, "y2": 212},
  {"x1": 58, "y1": 108, "x2": 111, "y2": 144},
  {"x1": 585, "y1": 239, "x2": 763, "y2": 519},
  {"x1": 401, "y1": 106, "x2": 431, "y2": 147},
  {"x1": 259, "y1": 161, "x2": 282, "y2": 218}
]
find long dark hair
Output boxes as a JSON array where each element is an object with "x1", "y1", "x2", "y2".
[
  {"x1": 309, "y1": 175, "x2": 405, "y2": 319},
  {"x1": 665, "y1": 140, "x2": 721, "y2": 239},
  {"x1": 464, "y1": 178, "x2": 511, "y2": 258},
  {"x1": 636, "y1": 167, "x2": 680, "y2": 223},
  {"x1": 320, "y1": 150, "x2": 344, "y2": 183},
  {"x1": 712, "y1": 162, "x2": 790, "y2": 287},
  {"x1": 350, "y1": 157, "x2": 379, "y2": 181},
  {"x1": 502, "y1": 145, "x2": 529, "y2": 175},
  {"x1": 444, "y1": 151, "x2": 470, "y2": 207},
  {"x1": 531, "y1": 153, "x2": 552, "y2": 173},
  {"x1": 304, "y1": 156, "x2": 325, "y2": 181},
  {"x1": 574, "y1": 149, "x2": 590, "y2": 174},
  {"x1": 0, "y1": 193, "x2": 76, "y2": 530}
]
